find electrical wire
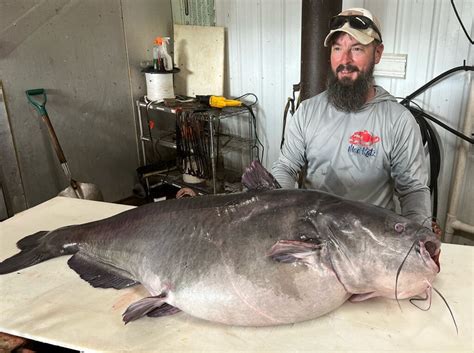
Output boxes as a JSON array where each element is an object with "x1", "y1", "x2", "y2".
[
  {"x1": 280, "y1": 83, "x2": 301, "y2": 149},
  {"x1": 231, "y1": 92, "x2": 263, "y2": 161},
  {"x1": 235, "y1": 93, "x2": 259, "y2": 106},
  {"x1": 451, "y1": 0, "x2": 474, "y2": 44},
  {"x1": 242, "y1": 103, "x2": 265, "y2": 163}
]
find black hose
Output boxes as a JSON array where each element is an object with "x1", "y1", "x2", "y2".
[
  {"x1": 408, "y1": 106, "x2": 442, "y2": 219},
  {"x1": 400, "y1": 65, "x2": 474, "y2": 106},
  {"x1": 400, "y1": 66, "x2": 473, "y2": 220},
  {"x1": 417, "y1": 108, "x2": 473, "y2": 144}
]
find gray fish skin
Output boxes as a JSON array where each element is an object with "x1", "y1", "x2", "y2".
[{"x1": 0, "y1": 189, "x2": 440, "y2": 327}]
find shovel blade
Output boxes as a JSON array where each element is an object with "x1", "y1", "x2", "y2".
[{"x1": 58, "y1": 182, "x2": 103, "y2": 201}]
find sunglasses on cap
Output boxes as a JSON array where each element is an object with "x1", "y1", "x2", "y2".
[{"x1": 329, "y1": 15, "x2": 383, "y2": 43}]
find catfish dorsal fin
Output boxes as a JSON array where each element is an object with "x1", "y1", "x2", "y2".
[{"x1": 241, "y1": 160, "x2": 281, "y2": 191}]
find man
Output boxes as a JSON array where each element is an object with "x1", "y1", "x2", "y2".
[{"x1": 272, "y1": 8, "x2": 432, "y2": 227}]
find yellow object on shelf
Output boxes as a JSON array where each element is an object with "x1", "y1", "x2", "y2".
[{"x1": 209, "y1": 96, "x2": 242, "y2": 108}]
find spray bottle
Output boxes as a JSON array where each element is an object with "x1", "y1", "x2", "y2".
[{"x1": 153, "y1": 37, "x2": 173, "y2": 72}]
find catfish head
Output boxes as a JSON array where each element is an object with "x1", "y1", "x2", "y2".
[
  {"x1": 323, "y1": 203, "x2": 441, "y2": 302},
  {"x1": 243, "y1": 160, "x2": 441, "y2": 303}
]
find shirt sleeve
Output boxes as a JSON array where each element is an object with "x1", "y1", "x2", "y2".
[
  {"x1": 271, "y1": 104, "x2": 308, "y2": 189},
  {"x1": 390, "y1": 110, "x2": 432, "y2": 226}
]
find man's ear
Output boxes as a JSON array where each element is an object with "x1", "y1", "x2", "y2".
[{"x1": 374, "y1": 43, "x2": 384, "y2": 64}]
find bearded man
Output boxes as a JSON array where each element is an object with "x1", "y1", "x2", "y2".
[{"x1": 272, "y1": 8, "x2": 431, "y2": 227}]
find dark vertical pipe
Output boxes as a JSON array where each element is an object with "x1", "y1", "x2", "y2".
[{"x1": 300, "y1": 0, "x2": 342, "y2": 101}]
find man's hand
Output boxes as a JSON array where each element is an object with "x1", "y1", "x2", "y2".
[{"x1": 176, "y1": 188, "x2": 197, "y2": 199}]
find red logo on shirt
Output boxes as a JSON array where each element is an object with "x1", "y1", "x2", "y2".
[{"x1": 349, "y1": 130, "x2": 380, "y2": 147}]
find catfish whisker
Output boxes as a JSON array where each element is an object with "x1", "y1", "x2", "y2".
[
  {"x1": 409, "y1": 286, "x2": 432, "y2": 311},
  {"x1": 395, "y1": 239, "x2": 417, "y2": 311},
  {"x1": 432, "y1": 286, "x2": 458, "y2": 335},
  {"x1": 421, "y1": 215, "x2": 433, "y2": 230}
]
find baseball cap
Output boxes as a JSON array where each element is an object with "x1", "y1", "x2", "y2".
[{"x1": 324, "y1": 8, "x2": 382, "y2": 47}]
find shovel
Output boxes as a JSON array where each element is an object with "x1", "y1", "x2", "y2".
[{"x1": 26, "y1": 89, "x2": 103, "y2": 201}]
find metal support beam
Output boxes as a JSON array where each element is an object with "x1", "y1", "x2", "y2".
[{"x1": 300, "y1": 0, "x2": 342, "y2": 101}]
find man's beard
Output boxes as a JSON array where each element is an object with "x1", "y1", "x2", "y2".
[{"x1": 326, "y1": 63, "x2": 375, "y2": 112}]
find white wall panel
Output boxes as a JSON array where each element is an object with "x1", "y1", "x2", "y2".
[
  {"x1": 216, "y1": 0, "x2": 301, "y2": 166},
  {"x1": 216, "y1": 0, "x2": 473, "y2": 236}
]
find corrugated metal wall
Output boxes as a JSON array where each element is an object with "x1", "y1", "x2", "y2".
[
  {"x1": 216, "y1": 0, "x2": 302, "y2": 167},
  {"x1": 216, "y1": 0, "x2": 473, "y2": 241}
]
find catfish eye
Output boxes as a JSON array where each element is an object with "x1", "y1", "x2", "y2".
[{"x1": 394, "y1": 223, "x2": 405, "y2": 233}]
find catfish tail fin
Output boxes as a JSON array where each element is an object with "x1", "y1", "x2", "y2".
[
  {"x1": 17, "y1": 230, "x2": 49, "y2": 250},
  {"x1": 0, "y1": 229, "x2": 78, "y2": 274}
]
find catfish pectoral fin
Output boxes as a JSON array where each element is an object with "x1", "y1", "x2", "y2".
[
  {"x1": 147, "y1": 303, "x2": 181, "y2": 317},
  {"x1": 122, "y1": 295, "x2": 175, "y2": 324},
  {"x1": 242, "y1": 160, "x2": 282, "y2": 190},
  {"x1": 268, "y1": 240, "x2": 324, "y2": 265},
  {"x1": 68, "y1": 253, "x2": 139, "y2": 289},
  {"x1": 348, "y1": 292, "x2": 378, "y2": 302}
]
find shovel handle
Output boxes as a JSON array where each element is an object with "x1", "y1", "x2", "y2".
[
  {"x1": 26, "y1": 89, "x2": 67, "y2": 164},
  {"x1": 41, "y1": 114, "x2": 68, "y2": 164},
  {"x1": 26, "y1": 89, "x2": 47, "y2": 115}
]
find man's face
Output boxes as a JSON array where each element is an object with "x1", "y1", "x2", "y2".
[
  {"x1": 330, "y1": 33, "x2": 383, "y2": 82},
  {"x1": 326, "y1": 33, "x2": 384, "y2": 112}
]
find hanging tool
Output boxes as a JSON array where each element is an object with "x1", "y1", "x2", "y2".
[{"x1": 26, "y1": 88, "x2": 103, "y2": 201}]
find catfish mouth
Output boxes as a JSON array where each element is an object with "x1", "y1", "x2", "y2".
[{"x1": 423, "y1": 240, "x2": 441, "y2": 273}]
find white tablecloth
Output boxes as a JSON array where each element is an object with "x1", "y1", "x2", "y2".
[{"x1": 0, "y1": 197, "x2": 472, "y2": 352}]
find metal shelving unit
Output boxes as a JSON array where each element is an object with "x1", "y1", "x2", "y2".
[{"x1": 136, "y1": 98, "x2": 257, "y2": 194}]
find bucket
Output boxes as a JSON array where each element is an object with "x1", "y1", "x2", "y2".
[{"x1": 142, "y1": 67, "x2": 180, "y2": 102}]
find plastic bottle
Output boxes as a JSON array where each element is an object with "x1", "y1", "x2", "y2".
[
  {"x1": 159, "y1": 37, "x2": 173, "y2": 71},
  {"x1": 152, "y1": 38, "x2": 161, "y2": 71},
  {"x1": 153, "y1": 37, "x2": 173, "y2": 72}
]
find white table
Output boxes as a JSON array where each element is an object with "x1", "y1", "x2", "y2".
[{"x1": 0, "y1": 197, "x2": 472, "y2": 352}]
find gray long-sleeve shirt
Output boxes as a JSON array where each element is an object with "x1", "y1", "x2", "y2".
[{"x1": 271, "y1": 86, "x2": 431, "y2": 226}]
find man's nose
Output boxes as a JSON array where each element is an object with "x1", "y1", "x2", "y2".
[{"x1": 340, "y1": 50, "x2": 353, "y2": 64}]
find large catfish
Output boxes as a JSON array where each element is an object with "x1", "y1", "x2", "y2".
[{"x1": 0, "y1": 161, "x2": 441, "y2": 326}]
